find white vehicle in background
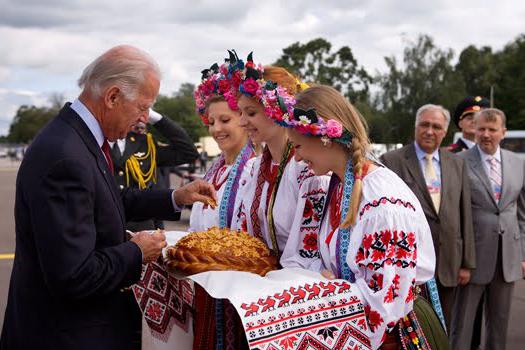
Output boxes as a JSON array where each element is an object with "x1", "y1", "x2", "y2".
[{"x1": 453, "y1": 131, "x2": 525, "y2": 158}]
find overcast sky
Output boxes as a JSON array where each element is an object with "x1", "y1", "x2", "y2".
[{"x1": 1, "y1": 0, "x2": 524, "y2": 135}]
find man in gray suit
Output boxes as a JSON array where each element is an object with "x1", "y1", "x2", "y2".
[
  {"x1": 451, "y1": 108, "x2": 525, "y2": 349},
  {"x1": 381, "y1": 104, "x2": 476, "y2": 329}
]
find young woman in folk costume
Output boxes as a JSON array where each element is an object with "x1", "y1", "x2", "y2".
[
  {"x1": 190, "y1": 53, "x2": 256, "y2": 350},
  {"x1": 231, "y1": 53, "x2": 330, "y2": 271},
  {"x1": 282, "y1": 85, "x2": 447, "y2": 350}
]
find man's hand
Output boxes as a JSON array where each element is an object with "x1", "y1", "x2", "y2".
[
  {"x1": 321, "y1": 269, "x2": 336, "y2": 280},
  {"x1": 458, "y1": 268, "x2": 471, "y2": 285},
  {"x1": 130, "y1": 230, "x2": 167, "y2": 263},
  {"x1": 173, "y1": 179, "x2": 217, "y2": 206},
  {"x1": 521, "y1": 261, "x2": 525, "y2": 279}
]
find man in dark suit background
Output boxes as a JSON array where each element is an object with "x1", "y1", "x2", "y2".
[
  {"x1": 110, "y1": 109, "x2": 199, "y2": 231},
  {"x1": 452, "y1": 108, "x2": 525, "y2": 350},
  {"x1": 0, "y1": 45, "x2": 215, "y2": 350},
  {"x1": 381, "y1": 104, "x2": 476, "y2": 329}
]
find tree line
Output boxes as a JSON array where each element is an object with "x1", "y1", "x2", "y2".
[{"x1": 5, "y1": 33, "x2": 525, "y2": 145}]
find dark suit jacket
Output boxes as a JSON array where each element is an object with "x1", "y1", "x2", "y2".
[
  {"x1": 447, "y1": 138, "x2": 469, "y2": 153},
  {"x1": 1, "y1": 104, "x2": 180, "y2": 350},
  {"x1": 460, "y1": 146, "x2": 525, "y2": 284},
  {"x1": 111, "y1": 117, "x2": 198, "y2": 231},
  {"x1": 381, "y1": 143, "x2": 476, "y2": 287}
]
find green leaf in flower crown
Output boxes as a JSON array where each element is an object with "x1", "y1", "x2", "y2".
[
  {"x1": 247, "y1": 52, "x2": 253, "y2": 63},
  {"x1": 265, "y1": 80, "x2": 277, "y2": 90},
  {"x1": 277, "y1": 94, "x2": 287, "y2": 112}
]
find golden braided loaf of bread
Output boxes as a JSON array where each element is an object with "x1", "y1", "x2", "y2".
[{"x1": 166, "y1": 227, "x2": 278, "y2": 276}]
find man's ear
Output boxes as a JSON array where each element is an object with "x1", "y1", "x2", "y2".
[{"x1": 104, "y1": 86, "x2": 121, "y2": 109}]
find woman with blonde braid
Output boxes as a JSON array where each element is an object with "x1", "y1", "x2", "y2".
[
  {"x1": 282, "y1": 85, "x2": 443, "y2": 350},
  {"x1": 232, "y1": 53, "x2": 329, "y2": 272}
]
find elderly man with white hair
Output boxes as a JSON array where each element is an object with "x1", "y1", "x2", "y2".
[
  {"x1": 0, "y1": 45, "x2": 215, "y2": 350},
  {"x1": 380, "y1": 104, "x2": 476, "y2": 331}
]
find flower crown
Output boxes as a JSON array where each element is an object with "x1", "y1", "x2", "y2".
[
  {"x1": 194, "y1": 50, "x2": 245, "y2": 125},
  {"x1": 238, "y1": 52, "x2": 296, "y2": 125},
  {"x1": 284, "y1": 107, "x2": 353, "y2": 146}
]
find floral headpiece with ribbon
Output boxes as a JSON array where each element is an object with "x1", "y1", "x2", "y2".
[
  {"x1": 238, "y1": 52, "x2": 296, "y2": 125},
  {"x1": 284, "y1": 107, "x2": 353, "y2": 146},
  {"x1": 194, "y1": 50, "x2": 245, "y2": 125}
]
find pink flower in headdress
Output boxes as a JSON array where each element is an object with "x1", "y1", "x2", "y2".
[
  {"x1": 326, "y1": 119, "x2": 343, "y2": 138},
  {"x1": 219, "y1": 63, "x2": 228, "y2": 75},
  {"x1": 224, "y1": 90, "x2": 238, "y2": 111},
  {"x1": 242, "y1": 78, "x2": 260, "y2": 95},
  {"x1": 218, "y1": 79, "x2": 231, "y2": 94},
  {"x1": 201, "y1": 79, "x2": 215, "y2": 95}
]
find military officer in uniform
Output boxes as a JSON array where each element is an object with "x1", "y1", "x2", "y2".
[
  {"x1": 110, "y1": 109, "x2": 198, "y2": 231},
  {"x1": 448, "y1": 96, "x2": 490, "y2": 153}
]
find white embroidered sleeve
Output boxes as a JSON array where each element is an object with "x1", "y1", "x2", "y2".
[
  {"x1": 280, "y1": 174, "x2": 330, "y2": 271},
  {"x1": 346, "y1": 203, "x2": 425, "y2": 350}
]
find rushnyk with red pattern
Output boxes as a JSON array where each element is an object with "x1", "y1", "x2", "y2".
[
  {"x1": 239, "y1": 280, "x2": 371, "y2": 349},
  {"x1": 132, "y1": 262, "x2": 193, "y2": 342}
]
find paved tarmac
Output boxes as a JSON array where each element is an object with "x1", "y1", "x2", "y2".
[{"x1": 0, "y1": 158, "x2": 524, "y2": 348}]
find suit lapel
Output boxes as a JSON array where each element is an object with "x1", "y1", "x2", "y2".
[
  {"x1": 469, "y1": 147, "x2": 498, "y2": 207},
  {"x1": 404, "y1": 144, "x2": 437, "y2": 216},
  {"x1": 499, "y1": 150, "x2": 510, "y2": 209},
  {"x1": 438, "y1": 149, "x2": 451, "y2": 215},
  {"x1": 59, "y1": 105, "x2": 126, "y2": 226}
]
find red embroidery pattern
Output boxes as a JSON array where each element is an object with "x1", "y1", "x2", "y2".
[
  {"x1": 299, "y1": 188, "x2": 326, "y2": 259},
  {"x1": 367, "y1": 273, "x2": 384, "y2": 292},
  {"x1": 297, "y1": 166, "x2": 315, "y2": 186},
  {"x1": 240, "y1": 281, "x2": 352, "y2": 316},
  {"x1": 238, "y1": 281, "x2": 372, "y2": 350},
  {"x1": 355, "y1": 230, "x2": 417, "y2": 271},
  {"x1": 359, "y1": 197, "x2": 415, "y2": 219},
  {"x1": 364, "y1": 305, "x2": 384, "y2": 333},
  {"x1": 133, "y1": 262, "x2": 193, "y2": 342},
  {"x1": 383, "y1": 274, "x2": 401, "y2": 303}
]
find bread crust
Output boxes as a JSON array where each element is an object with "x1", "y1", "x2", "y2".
[{"x1": 166, "y1": 227, "x2": 277, "y2": 276}]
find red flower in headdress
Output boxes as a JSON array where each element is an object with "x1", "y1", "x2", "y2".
[{"x1": 218, "y1": 79, "x2": 231, "y2": 94}]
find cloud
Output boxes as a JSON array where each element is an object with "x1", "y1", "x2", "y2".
[{"x1": 0, "y1": 0, "x2": 523, "y2": 135}]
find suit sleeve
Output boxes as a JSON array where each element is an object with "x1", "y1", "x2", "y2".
[
  {"x1": 460, "y1": 159, "x2": 476, "y2": 268},
  {"x1": 518, "y1": 160, "x2": 525, "y2": 260},
  {"x1": 153, "y1": 117, "x2": 199, "y2": 167},
  {"x1": 30, "y1": 158, "x2": 142, "y2": 299},
  {"x1": 122, "y1": 187, "x2": 181, "y2": 222}
]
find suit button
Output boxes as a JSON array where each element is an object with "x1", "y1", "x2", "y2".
[
  {"x1": 495, "y1": 212, "x2": 500, "y2": 216},
  {"x1": 139, "y1": 161, "x2": 143, "y2": 166},
  {"x1": 119, "y1": 185, "x2": 124, "y2": 190},
  {"x1": 118, "y1": 171, "x2": 124, "y2": 176}
]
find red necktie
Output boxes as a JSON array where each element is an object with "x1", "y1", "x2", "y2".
[{"x1": 101, "y1": 138, "x2": 114, "y2": 174}]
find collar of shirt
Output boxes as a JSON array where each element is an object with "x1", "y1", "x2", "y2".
[
  {"x1": 460, "y1": 137, "x2": 476, "y2": 149},
  {"x1": 108, "y1": 138, "x2": 127, "y2": 154},
  {"x1": 70, "y1": 99, "x2": 105, "y2": 148},
  {"x1": 414, "y1": 141, "x2": 440, "y2": 162},
  {"x1": 478, "y1": 144, "x2": 501, "y2": 163}
]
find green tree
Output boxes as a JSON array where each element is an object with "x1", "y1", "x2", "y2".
[
  {"x1": 455, "y1": 45, "x2": 497, "y2": 97},
  {"x1": 377, "y1": 34, "x2": 466, "y2": 143},
  {"x1": 153, "y1": 83, "x2": 208, "y2": 142},
  {"x1": 7, "y1": 105, "x2": 58, "y2": 143},
  {"x1": 274, "y1": 38, "x2": 372, "y2": 102},
  {"x1": 493, "y1": 35, "x2": 525, "y2": 129}
]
